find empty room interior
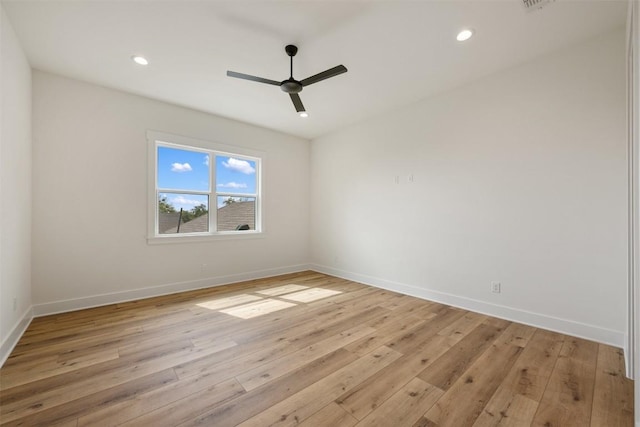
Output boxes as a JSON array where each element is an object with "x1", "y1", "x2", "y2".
[{"x1": 1, "y1": 0, "x2": 640, "y2": 426}]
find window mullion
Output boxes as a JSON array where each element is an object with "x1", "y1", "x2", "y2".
[
  {"x1": 157, "y1": 188, "x2": 208, "y2": 196},
  {"x1": 217, "y1": 192, "x2": 258, "y2": 198}
]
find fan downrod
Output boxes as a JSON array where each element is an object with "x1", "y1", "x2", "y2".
[{"x1": 282, "y1": 44, "x2": 302, "y2": 93}]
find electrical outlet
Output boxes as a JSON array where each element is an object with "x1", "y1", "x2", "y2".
[{"x1": 491, "y1": 282, "x2": 501, "y2": 293}]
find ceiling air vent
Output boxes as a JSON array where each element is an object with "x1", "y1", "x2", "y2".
[{"x1": 522, "y1": 0, "x2": 555, "y2": 12}]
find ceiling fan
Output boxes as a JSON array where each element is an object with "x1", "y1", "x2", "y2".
[{"x1": 227, "y1": 45, "x2": 347, "y2": 116}]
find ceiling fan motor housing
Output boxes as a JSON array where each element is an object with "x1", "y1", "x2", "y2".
[{"x1": 281, "y1": 79, "x2": 302, "y2": 94}]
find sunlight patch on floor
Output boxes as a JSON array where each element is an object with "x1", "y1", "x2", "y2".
[
  {"x1": 256, "y1": 284, "x2": 309, "y2": 296},
  {"x1": 195, "y1": 285, "x2": 342, "y2": 319},
  {"x1": 196, "y1": 294, "x2": 262, "y2": 310},
  {"x1": 280, "y1": 288, "x2": 342, "y2": 303},
  {"x1": 220, "y1": 299, "x2": 297, "y2": 319}
]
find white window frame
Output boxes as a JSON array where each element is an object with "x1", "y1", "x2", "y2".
[{"x1": 147, "y1": 130, "x2": 264, "y2": 244}]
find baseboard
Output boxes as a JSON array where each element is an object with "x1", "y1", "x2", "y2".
[
  {"x1": 21, "y1": 262, "x2": 627, "y2": 352},
  {"x1": 624, "y1": 334, "x2": 632, "y2": 378},
  {"x1": 311, "y1": 264, "x2": 626, "y2": 349},
  {"x1": 1, "y1": 306, "x2": 34, "y2": 367},
  {"x1": 33, "y1": 264, "x2": 311, "y2": 317}
]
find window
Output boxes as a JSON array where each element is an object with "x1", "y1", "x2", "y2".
[{"x1": 148, "y1": 131, "x2": 262, "y2": 242}]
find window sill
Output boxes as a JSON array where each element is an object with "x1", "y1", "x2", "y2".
[{"x1": 147, "y1": 231, "x2": 264, "y2": 245}]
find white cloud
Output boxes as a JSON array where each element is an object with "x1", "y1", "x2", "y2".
[
  {"x1": 222, "y1": 157, "x2": 255, "y2": 174},
  {"x1": 203, "y1": 155, "x2": 209, "y2": 166},
  {"x1": 217, "y1": 182, "x2": 248, "y2": 189},
  {"x1": 171, "y1": 162, "x2": 192, "y2": 173},
  {"x1": 169, "y1": 195, "x2": 201, "y2": 206}
]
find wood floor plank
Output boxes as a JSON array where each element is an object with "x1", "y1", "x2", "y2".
[
  {"x1": 437, "y1": 311, "x2": 488, "y2": 338},
  {"x1": 2, "y1": 368, "x2": 177, "y2": 427},
  {"x1": 297, "y1": 402, "x2": 358, "y2": 427},
  {"x1": 343, "y1": 313, "x2": 426, "y2": 357},
  {"x1": 2, "y1": 337, "x2": 190, "y2": 404},
  {"x1": 411, "y1": 417, "x2": 437, "y2": 427},
  {"x1": 1, "y1": 340, "x2": 225, "y2": 422},
  {"x1": 385, "y1": 307, "x2": 467, "y2": 355},
  {"x1": 49, "y1": 419, "x2": 78, "y2": 427},
  {"x1": 119, "y1": 378, "x2": 245, "y2": 427},
  {"x1": 234, "y1": 346, "x2": 402, "y2": 427},
  {"x1": 193, "y1": 293, "x2": 263, "y2": 310},
  {"x1": 497, "y1": 329, "x2": 565, "y2": 402},
  {"x1": 470, "y1": 329, "x2": 565, "y2": 427},
  {"x1": 424, "y1": 337, "x2": 523, "y2": 426},
  {"x1": 5, "y1": 325, "x2": 146, "y2": 362},
  {"x1": 377, "y1": 295, "x2": 416, "y2": 310},
  {"x1": 177, "y1": 348, "x2": 359, "y2": 427},
  {"x1": 0, "y1": 271, "x2": 631, "y2": 427},
  {"x1": 385, "y1": 298, "x2": 438, "y2": 318},
  {"x1": 355, "y1": 377, "x2": 442, "y2": 427},
  {"x1": 237, "y1": 305, "x2": 390, "y2": 350},
  {"x1": 278, "y1": 287, "x2": 343, "y2": 303},
  {"x1": 531, "y1": 336, "x2": 599, "y2": 427},
  {"x1": 418, "y1": 323, "x2": 504, "y2": 391},
  {"x1": 219, "y1": 298, "x2": 298, "y2": 319},
  {"x1": 77, "y1": 369, "x2": 248, "y2": 425},
  {"x1": 173, "y1": 306, "x2": 388, "y2": 383},
  {"x1": 230, "y1": 298, "x2": 388, "y2": 347},
  {"x1": 9, "y1": 307, "x2": 229, "y2": 367},
  {"x1": 175, "y1": 304, "x2": 357, "y2": 376},
  {"x1": 337, "y1": 334, "x2": 455, "y2": 421},
  {"x1": 493, "y1": 322, "x2": 537, "y2": 348},
  {"x1": 472, "y1": 385, "x2": 539, "y2": 426},
  {"x1": 338, "y1": 317, "x2": 499, "y2": 422},
  {"x1": 590, "y1": 344, "x2": 634, "y2": 426},
  {"x1": 255, "y1": 284, "x2": 309, "y2": 296},
  {"x1": 236, "y1": 323, "x2": 376, "y2": 391},
  {"x1": 483, "y1": 317, "x2": 512, "y2": 330},
  {"x1": 173, "y1": 335, "x2": 295, "y2": 381},
  {"x1": 1, "y1": 349, "x2": 119, "y2": 389}
]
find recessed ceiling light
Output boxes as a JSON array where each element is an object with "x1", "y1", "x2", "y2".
[
  {"x1": 456, "y1": 29, "x2": 474, "y2": 42},
  {"x1": 299, "y1": 112, "x2": 309, "y2": 118},
  {"x1": 132, "y1": 55, "x2": 149, "y2": 65}
]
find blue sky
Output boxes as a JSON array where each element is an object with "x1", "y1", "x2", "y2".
[{"x1": 158, "y1": 146, "x2": 256, "y2": 211}]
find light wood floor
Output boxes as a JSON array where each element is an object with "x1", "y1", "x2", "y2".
[{"x1": 0, "y1": 271, "x2": 633, "y2": 426}]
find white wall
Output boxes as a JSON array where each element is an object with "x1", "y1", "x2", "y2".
[
  {"x1": 32, "y1": 71, "x2": 310, "y2": 313},
  {"x1": 311, "y1": 29, "x2": 627, "y2": 346},
  {"x1": 0, "y1": 6, "x2": 32, "y2": 362}
]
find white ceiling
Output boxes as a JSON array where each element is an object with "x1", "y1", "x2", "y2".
[{"x1": 2, "y1": 0, "x2": 627, "y2": 140}]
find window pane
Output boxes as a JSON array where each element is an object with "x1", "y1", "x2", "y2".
[
  {"x1": 157, "y1": 146, "x2": 210, "y2": 191},
  {"x1": 158, "y1": 193, "x2": 209, "y2": 234},
  {"x1": 215, "y1": 156, "x2": 256, "y2": 195},
  {"x1": 217, "y1": 196, "x2": 255, "y2": 231}
]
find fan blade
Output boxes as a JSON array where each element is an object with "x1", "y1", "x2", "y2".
[
  {"x1": 290, "y1": 93, "x2": 305, "y2": 112},
  {"x1": 300, "y1": 65, "x2": 347, "y2": 87},
  {"x1": 227, "y1": 71, "x2": 280, "y2": 86}
]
